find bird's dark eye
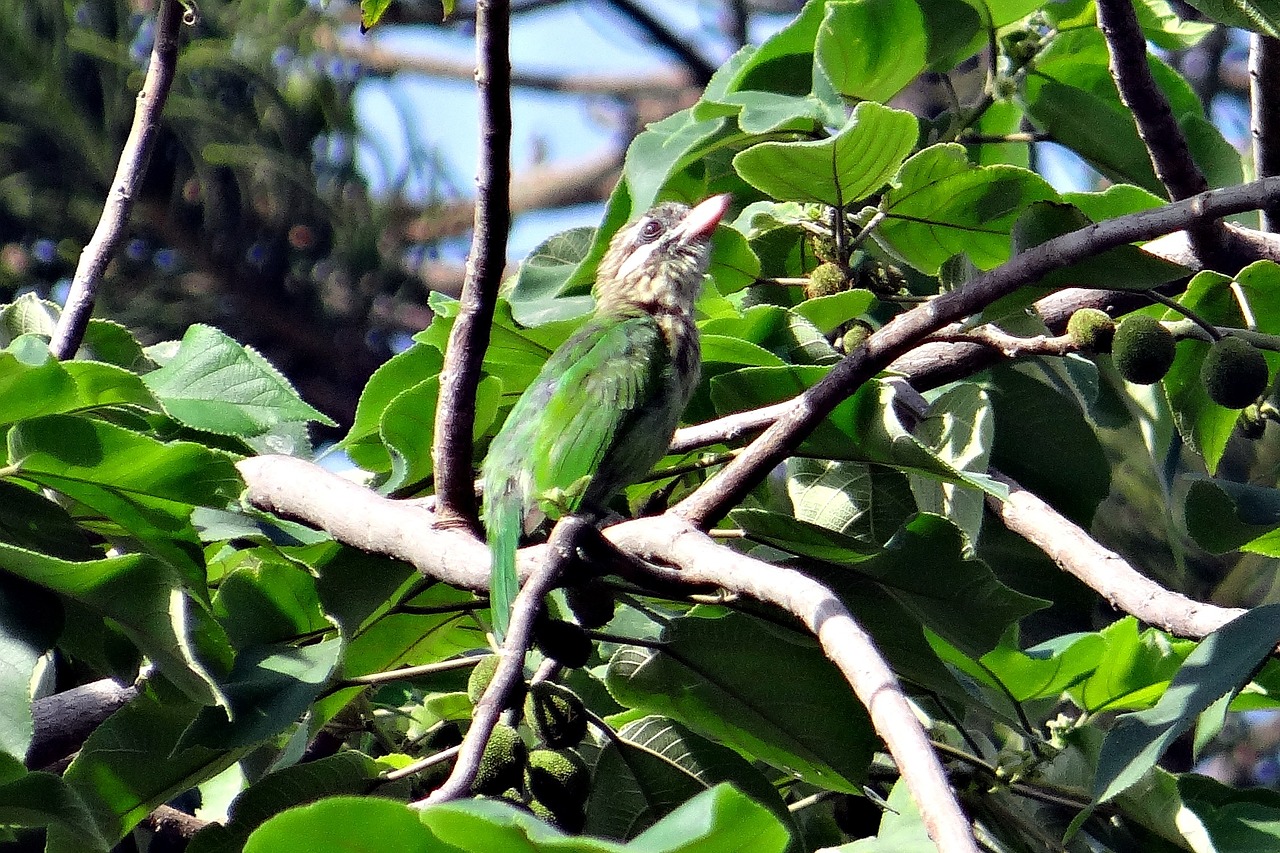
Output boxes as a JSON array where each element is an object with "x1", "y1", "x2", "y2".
[{"x1": 638, "y1": 219, "x2": 665, "y2": 243}]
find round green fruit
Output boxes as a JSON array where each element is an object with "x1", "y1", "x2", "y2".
[
  {"x1": 525, "y1": 681, "x2": 588, "y2": 747},
  {"x1": 471, "y1": 724, "x2": 527, "y2": 794},
  {"x1": 524, "y1": 747, "x2": 590, "y2": 810},
  {"x1": 535, "y1": 619, "x2": 593, "y2": 668},
  {"x1": 1201, "y1": 336, "x2": 1269, "y2": 409},
  {"x1": 1066, "y1": 308, "x2": 1115, "y2": 353},
  {"x1": 805, "y1": 262, "x2": 847, "y2": 299},
  {"x1": 1112, "y1": 315, "x2": 1176, "y2": 385}
]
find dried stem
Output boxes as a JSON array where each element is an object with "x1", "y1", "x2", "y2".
[{"x1": 50, "y1": 0, "x2": 185, "y2": 359}]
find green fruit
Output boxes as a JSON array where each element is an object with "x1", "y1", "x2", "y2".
[
  {"x1": 1112, "y1": 314, "x2": 1176, "y2": 384},
  {"x1": 805, "y1": 262, "x2": 846, "y2": 298},
  {"x1": 565, "y1": 583, "x2": 616, "y2": 629},
  {"x1": 524, "y1": 681, "x2": 588, "y2": 747},
  {"x1": 524, "y1": 747, "x2": 590, "y2": 811},
  {"x1": 535, "y1": 619, "x2": 593, "y2": 668},
  {"x1": 1066, "y1": 308, "x2": 1115, "y2": 353},
  {"x1": 467, "y1": 655, "x2": 526, "y2": 708},
  {"x1": 471, "y1": 724, "x2": 527, "y2": 794},
  {"x1": 467, "y1": 656, "x2": 499, "y2": 704},
  {"x1": 1201, "y1": 336, "x2": 1269, "y2": 409}
]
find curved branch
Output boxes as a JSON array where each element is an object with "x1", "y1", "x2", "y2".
[
  {"x1": 430, "y1": 0, "x2": 513, "y2": 532},
  {"x1": 673, "y1": 177, "x2": 1280, "y2": 528},
  {"x1": 50, "y1": 0, "x2": 184, "y2": 359},
  {"x1": 605, "y1": 0, "x2": 716, "y2": 85}
]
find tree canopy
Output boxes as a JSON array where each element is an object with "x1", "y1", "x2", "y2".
[{"x1": 8, "y1": 0, "x2": 1280, "y2": 851}]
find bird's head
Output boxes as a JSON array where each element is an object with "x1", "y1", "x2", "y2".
[{"x1": 594, "y1": 194, "x2": 731, "y2": 316}]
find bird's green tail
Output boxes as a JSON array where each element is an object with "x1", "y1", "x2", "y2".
[{"x1": 486, "y1": 490, "x2": 521, "y2": 643}]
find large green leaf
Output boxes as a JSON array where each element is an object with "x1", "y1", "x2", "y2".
[
  {"x1": 0, "y1": 772, "x2": 110, "y2": 852},
  {"x1": 0, "y1": 574, "x2": 61, "y2": 764},
  {"x1": 187, "y1": 753, "x2": 384, "y2": 853},
  {"x1": 47, "y1": 694, "x2": 246, "y2": 853},
  {"x1": 1095, "y1": 604, "x2": 1280, "y2": 803},
  {"x1": 179, "y1": 639, "x2": 342, "y2": 750},
  {"x1": 816, "y1": 0, "x2": 927, "y2": 101},
  {"x1": 244, "y1": 796, "x2": 438, "y2": 853},
  {"x1": 1182, "y1": 477, "x2": 1280, "y2": 556},
  {"x1": 0, "y1": 543, "x2": 229, "y2": 707},
  {"x1": 874, "y1": 144, "x2": 1059, "y2": 274},
  {"x1": 1068, "y1": 618, "x2": 1195, "y2": 714},
  {"x1": 338, "y1": 342, "x2": 443, "y2": 473},
  {"x1": 733, "y1": 102, "x2": 918, "y2": 206},
  {"x1": 143, "y1": 324, "x2": 335, "y2": 436},
  {"x1": 605, "y1": 610, "x2": 875, "y2": 793}
]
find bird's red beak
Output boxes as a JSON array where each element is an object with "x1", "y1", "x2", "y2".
[{"x1": 679, "y1": 194, "x2": 732, "y2": 243}]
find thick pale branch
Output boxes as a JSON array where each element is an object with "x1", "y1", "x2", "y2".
[
  {"x1": 988, "y1": 472, "x2": 1245, "y2": 638},
  {"x1": 606, "y1": 515, "x2": 980, "y2": 853},
  {"x1": 430, "y1": 0, "x2": 513, "y2": 531},
  {"x1": 50, "y1": 0, "x2": 184, "y2": 359},
  {"x1": 674, "y1": 177, "x2": 1280, "y2": 527}
]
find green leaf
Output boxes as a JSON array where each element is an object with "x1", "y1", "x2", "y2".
[
  {"x1": 984, "y1": 363, "x2": 1111, "y2": 526},
  {"x1": 626, "y1": 784, "x2": 791, "y2": 853},
  {"x1": 786, "y1": 459, "x2": 917, "y2": 545},
  {"x1": 188, "y1": 753, "x2": 381, "y2": 853},
  {"x1": 791, "y1": 289, "x2": 877, "y2": 335},
  {"x1": 606, "y1": 610, "x2": 875, "y2": 792},
  {"x1": 733, "y1": 102, "x2": 919, "y2": 206},
  {"x1": 0, "y1": 543, "x2": 228, "y2": 707},
  {"x1": 213, "y1": 554, "x2": 330, "y2": 648},
  {"x1": 339, "y1": 343, "x2": 443, "y2": 473},
  {"x1": 380, "y1": 374, "x2": 500, "y2": 491},
  {"x1": 0, "y1": 772, "x2": 110, "y2": 852},
  {"x1": 816, "y1": 0, "x2": 927, "y2": 101},
  {"x1": 1069, "y1": 618, "x2": 1194, "y2": 714},
  {"x1": 1176, "y1": 0, "x2": 1280, "y2": 36},
  {"x1": 1135, "y1": 0, "x2": 1216, "y2": 48},
  {"x1": 244, "y1": 796, "x2": 437, "y2": 853},
  {"x1": 805, "y1": 514, "x2": 1047, "y2": 657},
  {"x1": 143, "y1": 324, "x2": 335, "y2": 436},
  {"x1": 1096, "y1": 604, "x2": 1280, "y2": 802},
  {"x1": 874, "y1": 144, "x2": 1059, "y2": 274},
  {"x1": 732, "y1": 508, "x2": 881, "y2": 563},
  {"x1": 595, "y1": 716, "x2": 796, "y2": 840},
  {"x1": 707, "y1": 225, "x2": 761, "y2": 295},
  {"x1": 0, "y1": 336, "x2": 81, "y2": 425},
  {"x1": 48, "y1": 694, "x2": 245, "y2": 853},
  {"x1": 1183, "y1": 477, "x2": 1280, "y2": 555},
  {"x1": 180, "y1": 639, "x2": 342, "y2": 750},
  {"x1": 0, "y1": 575, "x2": 61, "y2": 764},
  {"x1": 587, "y1": 729, "x2": 717, "y2": 840},
  {"x1": 907, "y1": 385, "x2": 994, "y2": 545},
  {"x1": 505, "y1": 226, "x2": 597, "y2": 313}
]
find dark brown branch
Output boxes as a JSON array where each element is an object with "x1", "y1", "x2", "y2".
[
  {"x1": 1251, "y1": 34, "x2": 1280, "y2": 232},
  {"x1": 418, "y1": 516, "x2": 586, "y2": 804},
  {"x1": 49, "y1": 0, "x2": 184, "y2": 359},
  {"x1": 673, "y1": 177, "x2": 1280, "y2": 527},
  {"x1": 1095, "y1": 0, "x2": 1209, "y2": 203},
  {"x1": 430, "y1": 0, "x2": 512, "y2": 532},
  {"x1": 28, "y1": 679, "x2": 137, "y2": 769}
]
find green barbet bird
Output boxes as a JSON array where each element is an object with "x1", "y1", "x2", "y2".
[{"x1": 482, "y1": 194, "x2": 731, "y2": 640}]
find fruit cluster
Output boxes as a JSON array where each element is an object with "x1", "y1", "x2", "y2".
[
  {"x1": 460, "y1": 585, "x2": 618, "y2": 829},
  {"x1": 1067, "y1": 309, "x2": 1273, "y2": 413}
]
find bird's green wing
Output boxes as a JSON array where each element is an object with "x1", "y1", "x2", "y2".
[{"x1": 482, "y1": 313, "x2": 674, "y2": 640}]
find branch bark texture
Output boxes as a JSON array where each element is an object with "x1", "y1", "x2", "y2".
[
  {"x1": 50, "y1": 0, "x2": 184, "y2": 359},
  {"x1": 430, "y1": 0, "x2": 513, "y2": 532}
]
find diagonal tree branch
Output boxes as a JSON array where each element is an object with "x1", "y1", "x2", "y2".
[
  {"x1": 673, "y1": 177, "x2": 1280, "y2": 528},
  {"x1": 430, "y1": 0, "x2": 512, "y2": 532},
  {"x1": 49, "y1": 0, "x2": 186, "y2": 360},
  {"x1": 418, "y1": 516, "x2": 587, "y2": 805},
  {"x1": 605, "y1": 0, "x2": 717, "y2": 85},
  {"x1": 1095, "y1": 0, "x2": 1209, "y2": 203}
]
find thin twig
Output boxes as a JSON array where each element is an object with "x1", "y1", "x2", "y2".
[
  {"x1": 50, "y1": 0, "x2": 185, "y2": 359},
  {"x1": 430, "y1": 0, "x2": 512, "y2": 532},
  {"x1": 380, "y1": 745, "x2": 461, "y2": 784},
  {"x1": 673, "y1": 177, "x2": 1280, "y2": 528},
  {"x1": 417, "y1": 516, "x2": 588, "y2": 805},
  {"x1": 1252, "y1": 34, "x2": 1280, "y2": 232},
  {"x1": 337, "y1": 656, "x2": 481, "y2": 688}
]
